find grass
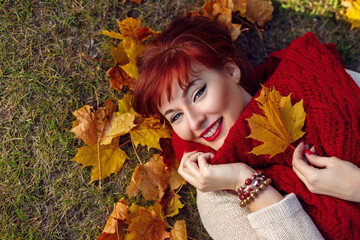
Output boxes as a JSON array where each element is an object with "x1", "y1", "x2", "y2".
[{"x1": 0, "y1": 0, "x2": 359, "y2": 239}]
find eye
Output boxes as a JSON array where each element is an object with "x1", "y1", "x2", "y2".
[
  {"x1": 192, "y1": 85, "x2": 206, "y2": 102},
  {"x1": 170, "y1": 112, "x2": 183, "y2": 123}
]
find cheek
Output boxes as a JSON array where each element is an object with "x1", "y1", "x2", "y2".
[{"x1": 172, "y1": 123, "x2": 194, "y2": 142}]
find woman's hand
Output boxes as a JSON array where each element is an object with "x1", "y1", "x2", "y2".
[
  {"x1": 292, "y1": 142, "x2": 360, "y2": 202},
  {"x1": 178, "y1": 151, "x2": 254, "y2": 192}
]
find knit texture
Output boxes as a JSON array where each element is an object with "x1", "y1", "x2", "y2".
[
  {"x1": 172, "y1": 32, "x2": 360, "y2": 239},
  {"x1": 197, "y1": 191, "x2": 324, "y2": 240}
]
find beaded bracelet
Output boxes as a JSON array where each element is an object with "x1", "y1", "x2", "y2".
[{"x1": 237, "y1": 170, "x2": 272, "y2": 208}]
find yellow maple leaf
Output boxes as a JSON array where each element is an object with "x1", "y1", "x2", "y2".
[
  {"x1": 99, "y1": 29, "x2": 123, "y2": 40},
  {"x1": 120, "y1": 39, "x2": 145, "y2": 79},
  {"x1": 117, "y1": 92, "x2": 137, "y2": 116},
  {"x1": 344, "y1": 0, "x2": 360, "y2": 29},
  {"x1": 170, "y1": 220, "x2": 187, "y2": 240},
  {"x1": 131, "y1": 116, "x2": 172, "y2": 150},
  {"x1": 117, "y1": 93, "x2": 171, "y2": 151},
  {"x1": 111, "y1": 42, "x2": 130, "y2": 65},
  {"x1": 126, "y1": 154, "x2": 169, "y2": 201},
  {"x1": 70, "y1": 100, "x2": 117, "y2": 145},
  {"x1": 246, "y1": 86, "x2": 306, "y2": 158},
  {"x1": 100, "y1": 113, "x2": 136, "y2": 145},
  {"x1": 72, "y1": 140, "x2": 128, "y2": 183}
]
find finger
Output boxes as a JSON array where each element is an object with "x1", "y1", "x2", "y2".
[
  {"x1": 305, "y1": 152, "x2": 327, "y2": 168},
  {"x1": 292, "y1": 165, "x2": 312, "y2": 189},
  {"x1": 293, "y1": 141, "x2": 305, "y2": 163},
  {"x1": 310, "y1": 146, "x2": 317, "y2": 154},
  {"x1": 198, "y1": 153, "x2": 214, "y2": 169}
]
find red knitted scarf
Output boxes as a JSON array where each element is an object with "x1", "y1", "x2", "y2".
[{"x1": 172, "y1": 32, "x2": 360, "y2": 239}]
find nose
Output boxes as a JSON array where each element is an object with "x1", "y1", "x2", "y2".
[{"x1": 186, "y1": 108, "x2": 205, "y2": 132}]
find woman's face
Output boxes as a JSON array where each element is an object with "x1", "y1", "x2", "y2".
[{"x1": 159, "y1": 62, "x2": 252, "y2": 151}]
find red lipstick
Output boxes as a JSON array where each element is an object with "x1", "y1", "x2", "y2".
[{"x1": 199, "y1": 117, "x2": 223, "y2": 141}]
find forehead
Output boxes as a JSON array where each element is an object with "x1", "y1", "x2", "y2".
[{"x1": 158, "y1": 63, "x2": 207, "y2": 113}]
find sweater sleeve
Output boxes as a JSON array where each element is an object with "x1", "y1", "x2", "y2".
[
  {"x1": 248, "y1": 193, "x2": 324, "y2": 240},
  {"x1": 197, "y1": 190, "x2": 324, "y2": 240}
]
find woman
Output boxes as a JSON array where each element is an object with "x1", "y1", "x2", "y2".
[{"x1": 133, "y1": 15, "x2": 360, "y2": 239}]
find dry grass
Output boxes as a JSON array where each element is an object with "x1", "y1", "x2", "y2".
[{"x1": 0, "y1": 0, "x2": 359, "y2": 239}]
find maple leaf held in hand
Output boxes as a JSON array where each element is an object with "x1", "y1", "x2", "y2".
[{"x1": 246, "y1": 86, "x2": 306, "y2": 158}]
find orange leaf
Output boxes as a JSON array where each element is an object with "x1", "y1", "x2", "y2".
[
  {"x1": 126, "y1": 208, "x2": 170, "y2": 240},
  {"x1": 201, "y1": 0, "x2": 243, "y2": 40},
  {"x1": 107, "y1": 64, "x2": 136, "y2": 92},
  {"x1": 102, "y1": 198, "x2": 129, "y2": 235},
  {"x1": 170, "y1": 220, "x2": 187, "y2": 240},
  {"x1": 117, "y1": 17, "x2": 155, "y2": 43},
  {"x1": 245, "y1": 0, "x2": 274, "y2": 27},
  {"x1": 246, "y1": 86, "x2": 306, "y2": 157},
  {"x1": 70, "y1": 100, "x2": 117, "y2": 145},
  {"x1": 126, "y1": 154, "x2": 169, "y2": 201},
  {"x1": 123, "y1": 0, "x2": 142, "y2": 5}
]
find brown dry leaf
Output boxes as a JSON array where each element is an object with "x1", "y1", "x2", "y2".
[
  {"x1": 72, "y1": 139, "x2": 128, "y2": 183},
  {"x1": 201, "y1": 0, "x2": 242, "y2": 40},
  {"x1": 246, "y1": 86, "x2": 306, "y2": 158},
  {"x1": 160, "y1": 190, "x2": 184, "y2": 218},
  {"x1": 246, "y1": 0, "x2": 274, "y2": 27},
  {"x1": 170, "y1": 220, "x2": 187, "y2": 240},
  {"x1": 159, "y1": 139, "x2": 185, "y2": 190},
  {"x1": 117, "y1": 17, "x2": 155, "y2": 43},
  {"x1": 70, "y1": 100, "x2": 117, "y2": 145},
  {"x1": 131, "y1": 116, "x2": 172, "y2": 150},
  {"x1": 107, "y1": 64, "x2": 136, "y2": 91},
  {"x1": 101, "y1": 113, "x2": 136, "y2": 145},
  {"x1": 123, "y1": 0, "x2": 142, "y2": 5},
  {"x1": 126, "y1": 154, "x2": 169, "y2": 201},
  {"x1": 97, "y1": 220, "x2": 127, "y2": 240},
  {"x1": 233, "y1": 0, "x2": 248, "y2": 16},
  {"x1": 103, "y1": 198, "x2": 129, "y2": 234},
  {"x1": 126, "y1": 208, "x2": 170, "y2": 240}
]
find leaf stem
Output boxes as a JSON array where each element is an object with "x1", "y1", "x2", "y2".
[
  {"x1": 232, "y1": 15, "x2": 264, "y2": 39},
  {"x1": 82, "y1": 53, "x2": 114, "y2": 64},
  {"x1": 130, "y1": 131, "x2": 143, "y2": 165},
  {"x1": 97, "y1": 141, "x2": 102, "y2": 189}
]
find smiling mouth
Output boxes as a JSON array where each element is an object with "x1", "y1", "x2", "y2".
[{"x1": 199, "y1": 117, "x2": 223, "y2": 141}]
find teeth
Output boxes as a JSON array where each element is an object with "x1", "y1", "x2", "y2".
[{"x1": 203, "y1": 120, "x2": 221, "y2": 138}]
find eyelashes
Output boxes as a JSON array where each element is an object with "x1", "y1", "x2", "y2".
[
  {"x1": 192, "y1": 84, "x2": 206, "y2": 102},
  {"x1": 170, "y1": 84, "x2": 207, "y2": 124}
]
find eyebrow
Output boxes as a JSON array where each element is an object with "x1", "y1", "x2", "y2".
[{"x1": 164, "y1": 78, "x2": 200, "y2": 117}]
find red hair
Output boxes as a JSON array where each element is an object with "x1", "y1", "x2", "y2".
[{"x1": 133, "y1": 16, "x2": 253, "y2": 118}]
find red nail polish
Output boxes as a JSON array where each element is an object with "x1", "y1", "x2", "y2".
[{"x1": 305, "y1": 150, "x2": 313, "y2": 155}]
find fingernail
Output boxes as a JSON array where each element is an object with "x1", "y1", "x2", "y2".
[
  {"x1": 305, "y1": 150, "x2": 313, "y2": 155},
  {"x1": 305, "y1": 144, "x2": 310, "y2": 150},
  {"x1": 310, "y1": 146, "x2": 316, "y2": 154}
]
